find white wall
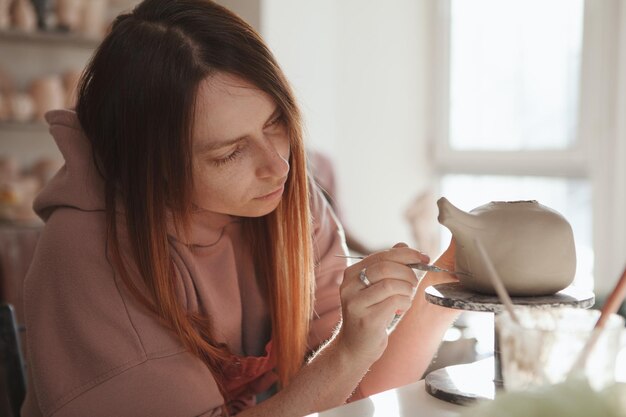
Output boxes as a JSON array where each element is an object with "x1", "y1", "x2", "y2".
[
  {"x1": 262, "y1": 1, "x2": 434, "y2": 250},
  {"x1": 260, "y1": 0, "x2": 339, "y2": 159}
]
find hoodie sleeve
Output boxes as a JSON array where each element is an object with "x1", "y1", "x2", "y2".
[
  {"x1": 21, "y1": 208, "x2": 231, "y2": 417},
  {"x1": 308, "y1": 185, "x2": 349, "y2": 349}
]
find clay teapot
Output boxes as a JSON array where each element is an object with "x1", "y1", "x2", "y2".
[{"x1": 437, "y1": 197, "x2": 576, "y2": 296}]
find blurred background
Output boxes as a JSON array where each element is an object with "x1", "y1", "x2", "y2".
[{"x1": 0, "y1": 0, "x2": 624, "y2": 306}]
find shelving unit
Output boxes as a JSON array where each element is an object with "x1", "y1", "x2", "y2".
[
  {"x1": 0, "y1": 28, "x2": 100, "y2": 48},
  {"x1": 0, "y1": 121, "x2": 47, "y2": 132},
  {"x1": 0, "y1": 26, "x2": 100, "y2": 165},
  {"x1": 0, "y1": 0, "x2": 147, "y2": 165}
]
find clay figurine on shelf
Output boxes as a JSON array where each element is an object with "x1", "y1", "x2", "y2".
[
  {"x1": 0, "y1": 176, "x2": 40, "y2": 223},
  {"x1": 0, "y1": 156, "x2": 19, "y2": 182},
  {"x1": 11, "y1": 0, "x2": 37, "y2": 32},
  {"x1": 437, "y1": 197, "x2": 576, "y2": 296},
  {"x1": 56, "y1": 0, "x2": 83, "y2": 32},
  {"x1": 0, "y1": 0, "x2": 11, "y2": 29},
  {"x1": 8, "y1": 92, "x2": 35, "y2": 122},
  {"x1": 30, "y1": 75, "x2": 66, "y2": 121},
  {"x1": 63, "y1": 69, "x2": 82, "y2": 108},
  {"x1": 80, "y1": 0, "x2": 108, "y2": 38},
  {"x1": 0, "y1": 156, "x2": 62, "y2": 224},
  {"x1": 29, "y1": 157, "x2": 63, "y2": 186},
  {"x1": 0, "y1": 92, "x2": 9, "y2": 121}
]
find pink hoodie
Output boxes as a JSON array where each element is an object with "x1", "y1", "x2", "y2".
[{"x1": 21, "y1": 109, "x2": 348, "y2": 417}]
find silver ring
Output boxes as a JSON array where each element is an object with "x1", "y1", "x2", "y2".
[{"x1": 359, "y1": 268, "x2": 372, "y2": 288}]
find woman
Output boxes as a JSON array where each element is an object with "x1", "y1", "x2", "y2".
[{"x1": 22, "y1": 0, "x2": 459, "y2": 415}]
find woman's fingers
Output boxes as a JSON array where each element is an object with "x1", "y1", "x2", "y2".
[
  {"x1": 344, "y1": 277, "x2": 415, "y2": 313},
  {"x1": 340, "y1": 261, "x2": 418, "y2": 335},
  {"x1": 342, "y1": 260, "x2": 418, "y2": 300},
  {"x1": 344, "y1": 245, "x2": 429, "y2": 280},
  {"x1": 362, "y1": 260, "x2": 418, "y2": 288},
  {"x1": 366, "y1": 293, "x2": 413, "y2": 324}
]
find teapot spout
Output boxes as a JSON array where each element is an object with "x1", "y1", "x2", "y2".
[{"x1": 437, "y1": 197, "x2": 481, "y2": 232}]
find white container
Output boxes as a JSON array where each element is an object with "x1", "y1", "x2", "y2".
[{"x1": 497, "y1": 307, "x2": 624, "y2": 392}]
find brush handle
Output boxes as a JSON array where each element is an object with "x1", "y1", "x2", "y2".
[
  {"x1": 568, "y1": 265, "x2": 626, "y2": 377},
  {"x1": 597, "y1": 266, "x2": 626, "y2": 329}
]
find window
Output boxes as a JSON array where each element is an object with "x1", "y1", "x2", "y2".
[{"x1": 431, "y1": 0, "x2": 625, "y2": 294}]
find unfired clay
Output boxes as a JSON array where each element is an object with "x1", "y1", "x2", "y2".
[
  {"x1": 11, "y1": 0, "x2": 37, "y2": 32},
  {"x1": 30, "y1": 75, "x2": 66, "y2": 121},
  {"x1": 9, "y1": 92, "x2": 35, "y2": 122},
  {"x1": 56, "y1": 0, "x2": 82, "y2": 31},
  {"x1": 437, "y1": 197, "x2": 576, "y2": 296},
  {"x1": 0, "y1": 0, "x2": 11, "y2": 29},
  {"x1": 80, "y1": 0, "x2": 107, "y2": 38}
]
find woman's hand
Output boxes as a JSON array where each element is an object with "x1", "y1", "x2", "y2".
[
  {"x1": 335, "y1": 243, "x2": 430, "y2": 366},
  {"x1": 352, "y1": 238, "x2": 462, "y2": 398}
]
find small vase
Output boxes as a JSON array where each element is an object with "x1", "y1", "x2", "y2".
[
  {"x1": 81, "y1": 0, "x2": 107, "y2": 38},
  {"x1": 30, "y1": 75, "x2": 66, "y2": 121},
  {"x1": 9, "y1": 93, "x2": 35, "y2": 123},
  {"x1": 11, "y1": 0, "x2": 38, "y2": 32},
  {"x1": 56, "y1": 0, "x2": 83, "y2": 32},
  {"x1": 0, "y1": 0, "x2": 11, "y2": 29},
  {"x1": 0, "y1": 92, "x2": 10, "y2": 122},
  {"x1": 63, "y1": 69, "x2": 82, "y2": 108}
]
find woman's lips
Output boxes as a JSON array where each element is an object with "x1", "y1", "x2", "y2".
[{"x1": 255, "y1": 185, "x2": 285, "y2": 200}]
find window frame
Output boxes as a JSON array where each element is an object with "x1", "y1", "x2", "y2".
[{"x1": 429, "y1": 0, "x2": 626, "y2": 295}]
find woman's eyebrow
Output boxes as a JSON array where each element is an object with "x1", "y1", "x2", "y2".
[
  {"x1": 195, "y1": 136, "x2": 245, "y2": 155},
  {"x1": 195, "y1": 106, "x2": 281, "y2": 155},
  {"x1": 263, "y1": 106, "x2": 281, "y2": 127}
]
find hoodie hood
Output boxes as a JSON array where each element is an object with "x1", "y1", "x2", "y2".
[
  {"x1": 34, "y1": 109, "x2": 106, "y2": 222},
  {"x1": 34, "y1": 109, "x2": 236, "y2": 246}
]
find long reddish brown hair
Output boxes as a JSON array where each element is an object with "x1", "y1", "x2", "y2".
[{"x1": 75, "y1": 0, "x2": 314, "y2": 397}]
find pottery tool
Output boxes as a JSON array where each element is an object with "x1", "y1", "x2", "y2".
[
  {"x1": 474, "y1": 237, "x2": 520, "y2": 324},
  {"x1": 568, "y1": 265, "x2": 626, "y2": 377},
  {"x1": 335, "y1": 255, "x2": 472, "y2": 277}
]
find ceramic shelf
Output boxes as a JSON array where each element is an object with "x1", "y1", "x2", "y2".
[{"x1": 0, "y1": 28, "x2": 100, "y2": 48}]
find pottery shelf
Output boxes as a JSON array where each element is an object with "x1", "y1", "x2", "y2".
[
  {"x1": 0, "y1": 121, "x2": 47, "y2": 132},
  {"x1": 0, "y1": 28, "x2": 100, "y2": 49}
]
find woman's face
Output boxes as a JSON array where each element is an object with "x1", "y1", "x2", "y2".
[{"x1": 191, "y1": 72, "x2": 290, "y2": 217}]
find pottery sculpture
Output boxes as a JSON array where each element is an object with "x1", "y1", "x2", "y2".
[
  {"x1": 0, "y1": 0, "x2": 11, "y2": 29},
  {"x1": 30, "y1": 75, "x2": 66, "y2": 121},
  {"x1": 9, "y1": 92, "x2": 35, "y2": 122},
  {"x1": 81, "y1": 0, "x2": 107, "y2": 38},
  {"x1": 437, "y1": 197, "x2": 576, "y2": 296},
  {"x1": 11, "y1": 0, "x2": 37, "y2": 32},
  {"x1": 56, "y1": 0, "x2": 82, "y2": 31}
]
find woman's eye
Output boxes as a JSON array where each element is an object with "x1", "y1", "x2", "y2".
[
  {"x1": 267, "y1": 112, "x2": 285, "y2": 128},
  {"x1": 212, "y1": 147, "x2": 243, "y2": 166}
]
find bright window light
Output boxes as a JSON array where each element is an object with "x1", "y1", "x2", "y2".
[{"x1": 449, "y1": 0, "x2": 584, "y2": 150}]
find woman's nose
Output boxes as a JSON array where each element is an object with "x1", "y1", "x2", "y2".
[{"x1": 256, "y1": 138, "x2": 290, "y2": 179}]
